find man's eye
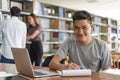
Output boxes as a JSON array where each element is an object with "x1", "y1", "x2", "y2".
[
  {"x1": 75, "y1": 27, "x2": 78, "y2": 29},
  {"x1": 82, "y1": 26, "x2": 88, "y2": 30}
]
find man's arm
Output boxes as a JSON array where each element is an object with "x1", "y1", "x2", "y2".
[
  {"x1": 49, "y1": 54, "x2": 80, "y2": 70},
  {"x1": 102, "y1": 67, "x2": 111, "y2": 70}
]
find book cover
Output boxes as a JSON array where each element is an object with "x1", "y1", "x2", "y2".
[
  {"x1": 43, "y1": 32, "x2": 50, "y2": 42},
  {"x1": 43, "y1": 44, "x2": 50, "y2": 53},
  {"x1": 50, "y1": 19, "x2": 59, "y2": 29},
  {"x1": 0, "y1": 0, "x2": 10, "y2": 10},
  {"x1": 33, "y1": 1, "x2": 42, "y2": 15},
  {"x1": 23, "y1": 1, "x2": 33, "y2": 12},
  {"x1": 2, "y1": 14, "x2": 10, "y2": 21},
  {"x1": 59, "y1": 7, "x2": 64, "y2": 17},
  {"x1": 50, "y1": 32, "x2": 58, "y2": 41},
  {"x1": 11, "y1": 1, "x2": 22, "y2": 11},
  {"x1": 40, "y1": 18, "x2": 50, "y2": 29}
]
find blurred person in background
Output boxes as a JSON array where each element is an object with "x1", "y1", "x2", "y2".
[
  {"x1": 27, "y1": 13, "x2": 43, "y2": 66},
  {"x1": 0, "y1": 6, "x2": 27, "y2": 64}
]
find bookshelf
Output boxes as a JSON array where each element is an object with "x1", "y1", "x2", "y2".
[
  {"x1": 35, "y1": 2, "x2": 120, "y2": 53},
  {"x1": 0, "y1": 0, "x2": 119, "y2": 54},
  {"x1": 0, "y1": 0, "x2": 31, "y2": 50},
  {"x1": 92, "y1": 15, "x2": 119, "y2": 51}
]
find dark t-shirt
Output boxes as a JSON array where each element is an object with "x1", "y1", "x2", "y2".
[{"x1": 28, "y1": 24, "x2": 41, "y2": 41}]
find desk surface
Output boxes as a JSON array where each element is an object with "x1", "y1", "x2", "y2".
[{"x1": 0, "y1": 63, "x2": 106, "y2": 80}]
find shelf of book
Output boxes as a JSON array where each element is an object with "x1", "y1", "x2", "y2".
[{"x1": 0, "y1": 0, "x2": 120, "y2": 53}]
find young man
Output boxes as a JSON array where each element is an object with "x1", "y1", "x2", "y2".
[
  {"x1": 0, "y1": 6, "x2": 27, "y2": 64},
  {"x1": 49, "y1": 10, "x2": 112, "y2": 72}
]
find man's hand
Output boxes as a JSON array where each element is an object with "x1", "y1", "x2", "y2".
[{"x1": 62, "y1": 62, "x2": 80, "y2": 70}]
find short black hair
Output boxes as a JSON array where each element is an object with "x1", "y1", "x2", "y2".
[
  {"x1": 72, "y1": 10, "x2": 92, "y2": 24},
  {"x1": 10, "y1": 6, "x2": 21, "y2": 17}
]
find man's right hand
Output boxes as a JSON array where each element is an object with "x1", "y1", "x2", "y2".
[{"x1": 62, "y1": 62, "x2": 80, "y2": 70}]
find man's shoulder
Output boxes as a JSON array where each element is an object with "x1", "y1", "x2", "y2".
[
  {"x1": 68, "y1": 35, "x2": 77, "y2": 40},
  {"x1": 65, "y1": 35, "x2": 77, "y2": 43},
  {"x1": 94, "y1": 38, "x2": 107, "y2": 46}
]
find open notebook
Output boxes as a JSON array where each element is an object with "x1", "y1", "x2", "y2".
[{"x1": 57, "y1": 69, "x2": 91, "y2": 76}]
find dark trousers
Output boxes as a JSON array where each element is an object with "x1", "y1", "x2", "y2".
[
  {"x1": 0, "y1": 55, "x2": 14, "y2": 64},
  {"x1": 29, "y1": 41, "x2": 43, "y2": 66}
]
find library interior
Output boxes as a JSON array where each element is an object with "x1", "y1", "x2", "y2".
[{"x1": 0, "y1": 0, "x2": 120, "y2": 80}]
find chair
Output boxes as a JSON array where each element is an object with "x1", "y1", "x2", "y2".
[
  {"x1": 111, "y1": 51, "x2": 120, "y2": 69},
  {"x1": 42, "y1": 55, "x2": 65, "y2": 67}
]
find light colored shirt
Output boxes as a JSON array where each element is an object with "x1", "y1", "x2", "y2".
[
  {"x1": 0, "y1": 16, "x2": 27, "y2": 59},
  {"x1": 56, "y1": 35, "x2": 112, "y2": 72}
]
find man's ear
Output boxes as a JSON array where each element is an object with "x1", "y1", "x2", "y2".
[{"x1": 91, "y1": 24, "x2": 94, "y2": 30}]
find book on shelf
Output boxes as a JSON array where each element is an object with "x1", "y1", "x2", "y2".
[
  {"x1": 50, "y1": 19, "x2": 59, "y2": 29},
  {"x1": 33, "y1": 1, "x2": 42, "y2": 15},
  {"x1": 110, "y1": 33, "x2": 117, "y2": 41},
  {"x1": 111, "y1": 28, "x2": 117, "y2": 34},
  {"x1": 93, "y1": 25, "x2": 100, "y2": 33},
  {"x1": 59, "y1": 7, "x2": 64, "y2": 17},
  {"x1": 50, "y1": 32, "x2": 58, "y2": 41},
  {"x1": 10, "y1": 1, "x2": 22, "y2": 11},
  {"x1": 42, "y1": 32, "x2": 50, "y2": 42},
  {"x1": 0, "y1": 33, "x2": 2, "y2": 43},
  {"x1": 64, "y1": 9, "x2": 75, "y2": 18},
  {"x1": 58, "y1": 32, "x2": 68, "y2": 42},
  {"x1": 2, "y1": 14, "x2": 10, "y2": 21},
  {"x1": 111, "y1": 20, "x2": 117, "y2": 26},
  {"x1": 101, "y1": 17, "x2": 108, "y2": 24},
  {"x1": 23, "y1": 1, "x2": 33, "y2": 12},
  {"x1": 58, "y1": 20, "x2": 71, "y2": 42},
  {"x1": 43, "y1": 4, "x2": 59, "y2": 16},
  {"x1": 94, "y1": 16, "x2": 101, "y2": 23},
  {"x1": 66, "y1": 21, "x2": 73, "y2": 30},
  {"x1": 100, "y1": 26, "x2": 110, "y2": 33},
  {"x1": 0, "y1": 12, "x2": 2, "y2": 23},
  {"x1": 52, "y1": 44, "x2": 59, "y2": 50},
  {"x1": 100, "y1": 35, "x2": 109, "y2": 41},
  {"x1": 43, "y1": 44, "x2": 50, "y2": 53},
  {"x1": 0, "y1": 0, "x2": 10, "y2": 10},
  {"x1": 59, "y1": 20, "x2": 73, "y2": 30},
  {"x1": 112, "y1": 43, "x2": 116, "y2": 49},
  {"x1": 40, "y1": 18, "x2": 50, "y2": 29},
  {"x1": 59, "y1": 20, "x2": 65, "y2": 30},
  {"x1": 50, "y1": 44, "x2": 59, "y2": 53}
]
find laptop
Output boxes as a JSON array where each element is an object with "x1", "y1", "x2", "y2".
[{"x1": 11, "y1": 48, "x2": 59, "y2": 77}]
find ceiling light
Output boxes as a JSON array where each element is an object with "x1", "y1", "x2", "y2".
[{"x1": 87, "y1": 0, "x2": 98, "y2": 2}]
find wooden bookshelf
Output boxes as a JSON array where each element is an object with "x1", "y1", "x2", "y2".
[{"x1": 0, "y1": 0, "x2": 119, "y2": 53}]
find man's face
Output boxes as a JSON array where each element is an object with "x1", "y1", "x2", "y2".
[{"x1": 73, "y1": 19, "x2": 94, "y2": 43}]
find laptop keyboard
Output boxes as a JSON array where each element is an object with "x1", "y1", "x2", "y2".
[
  {"x1": 34, "y1": 71, "x2": 46, "y2": 75},
  {"x1": 34, "y1": 69, "x2": 59, "y2": 76}
]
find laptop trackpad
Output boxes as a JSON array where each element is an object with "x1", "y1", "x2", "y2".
[{"x1": 34, "y1": 69, "x2": 58, "y2": 76}]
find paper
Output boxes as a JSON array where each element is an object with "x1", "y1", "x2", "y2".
[
  {"x1": 57, "y1": 69, "x2": 91, "y2": 76},
  {"x1": 0, "y1": 71, "x2": 15, "y2": 77},
  {"x1": 99, "y1": 69, "x2": 120, "y2": 80}
]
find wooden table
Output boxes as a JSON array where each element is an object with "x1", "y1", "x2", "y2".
[{"x1": 0, "y1": 63, "x2": 105, "y2": 80}]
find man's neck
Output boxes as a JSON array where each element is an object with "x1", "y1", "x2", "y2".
[{"x1": 79, "y1": 37, "x2": 93, "y2": 46}]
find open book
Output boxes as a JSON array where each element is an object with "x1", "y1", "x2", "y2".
[
  {"x1": 99, "y1": 69, "x2": 120, "y2": 80},
  {"x1": 57, "y1": 69, "x2": 91, "y2": 76}
]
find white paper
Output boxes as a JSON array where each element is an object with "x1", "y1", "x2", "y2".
[
  {"x1": 57, "y1": 69, "x2": 91, "y2": 76},
  {"x1": 0, "y1": 71, "x2": 15, "y2": 77},
  {"x1": 99, "y1": 69, "x2": 120, "y2": 80}
]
